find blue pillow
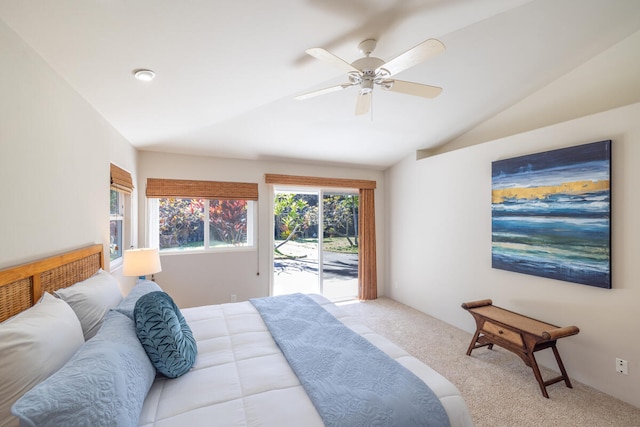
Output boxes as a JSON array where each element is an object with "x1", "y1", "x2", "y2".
[
  {"x1": 12, "y1": 310, "x2": 155, "y2": 427},
  {"x1": 134, "y1": 292, "x2": 197, "y2": 378},
  {"x1": 115, "y1": 280, "x2": 162, "y2": 319}
]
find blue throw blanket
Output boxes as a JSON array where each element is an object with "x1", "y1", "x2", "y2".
[{"x1": 250, "y1": 294, "x2": 450, "y2": 427}]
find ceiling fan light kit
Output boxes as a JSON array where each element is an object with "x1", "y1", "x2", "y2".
[{"x1": 296, "y1": 37, "x2": 445, "y2": 115}]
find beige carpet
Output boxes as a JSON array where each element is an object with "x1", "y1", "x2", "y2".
[{"x1": 337, "y1": 297, "x2": 640, "y2": 427}]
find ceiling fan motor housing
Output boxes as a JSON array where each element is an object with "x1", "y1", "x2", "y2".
[
  {"x1": 351, "y1": 57, "x2": 385, "y2": 94},
  {"x1": 351, "y1": 56, "x2": 385, "y2": 71}
]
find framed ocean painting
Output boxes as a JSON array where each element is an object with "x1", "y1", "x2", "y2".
[{"x1": 491, "y1": 140, "x2": 611, "y2": 289}]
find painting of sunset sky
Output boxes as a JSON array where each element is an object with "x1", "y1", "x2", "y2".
[{"x1": 491, "y1": 140, "x2": 611, "y2": 288}]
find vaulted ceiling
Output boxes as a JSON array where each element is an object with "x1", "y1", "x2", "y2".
[{"x1": 1, "y1": 0, "x2": 639, "y2": 169}]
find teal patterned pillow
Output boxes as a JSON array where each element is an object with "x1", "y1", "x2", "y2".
[{"x1": 134, "y1": 292, "x2": 197, "y2": 378}]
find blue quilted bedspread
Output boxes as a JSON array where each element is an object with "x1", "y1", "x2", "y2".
[{"x1": 250, "y1": 293, "x2": 450, "y2": 427}]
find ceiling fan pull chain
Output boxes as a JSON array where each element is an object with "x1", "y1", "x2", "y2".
[{"x1": 370, "y1": 94, "x2": 374, "y2": 122}]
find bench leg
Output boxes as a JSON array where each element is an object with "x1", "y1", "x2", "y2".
[
  {"x1": 466, "y1": 331, "x2": 495, "y2": 356},
  {"x1": 466, "y1": 330, "x2": 481, "y2": 356},
  {"x1": 552, "y1": 345, "x2": 573, "y2": 389},
  {"x1": 528, "y1": 352, "x2": 550, "y2": 398}
]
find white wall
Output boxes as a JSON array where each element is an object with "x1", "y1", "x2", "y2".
[
  {"x1": 429, "y1": 29, "x2": 640, "y2": 157},
  {"x1": 0, "y1": 20, "x2": 137, "y2": 282},
  {"x1": 385, "y1": 102, "x2": 640, "y2": 408},
  {"x1": 137, "y1": 151, "x2": 385, "y2": 308}
]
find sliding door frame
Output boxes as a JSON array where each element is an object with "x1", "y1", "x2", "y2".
[{"x1": 266, "y1": 174, "x2": 377, "y2": 300}]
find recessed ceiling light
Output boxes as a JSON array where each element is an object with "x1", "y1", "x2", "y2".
[{"x1": 133, "y1": 69, "x2": 155, "y2": 82}]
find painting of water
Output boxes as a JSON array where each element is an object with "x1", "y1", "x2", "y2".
[{"x1": 492, "y1": 140, "x2": 611, "y2": 288}]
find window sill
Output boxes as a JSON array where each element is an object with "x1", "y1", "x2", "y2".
[
  {"x1": 159, "y1": 246, "x2": 257, "y2": 256},
  {"x1": 109, "y1": 257, "x2": 123, "y2": 271}
]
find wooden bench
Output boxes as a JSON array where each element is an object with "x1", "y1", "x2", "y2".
[{"x1": 462, "y1": 299, "x2": 579, "y2": 398}]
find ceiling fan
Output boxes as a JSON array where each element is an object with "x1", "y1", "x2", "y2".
[{"x1": 295, "y1": 38, "x2": 445, "y2": 115}]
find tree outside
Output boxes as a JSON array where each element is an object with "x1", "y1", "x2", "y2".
[{"x1": 273, "y1": 192, "x2": 359, "y2": 256}]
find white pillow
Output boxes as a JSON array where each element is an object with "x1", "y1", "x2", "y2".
[
  {"x1": 55, "y1": 269, "x2": 123, "y2": 340},
  {"x1": 0, "y1": 293, "x2": 84, "y2": 427}
]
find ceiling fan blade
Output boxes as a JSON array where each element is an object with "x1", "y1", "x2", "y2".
[
  {"x1": 355, "y1": 92, "x2": 371, "y2": 115},
  {"x1": 376, "y1": 38, "x2": 445, "y2": 77},
  {"x1": 294, "y1": 83, "x2": 354, "y2": 100},
  {"x1": 383, "y1": 80, "x2": 442, "y2": 98},
  {"x1": 305, "y1": 47, "x2": 360, "y2": 74}
]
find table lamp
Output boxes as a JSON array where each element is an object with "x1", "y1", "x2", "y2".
[{"x1": 123, "y1": 247, "x2": 162, "y2": 281}]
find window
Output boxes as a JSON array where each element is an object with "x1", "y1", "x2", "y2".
[
  {"x1": 146, "y1": 179, "x2": 258, "y2": 253},
  {"x1": 110, "y1": 163, "x2": 133, "y2": 264},
  {"x1": 110, "y1": 189, "x2": 124, "y2": 260}
]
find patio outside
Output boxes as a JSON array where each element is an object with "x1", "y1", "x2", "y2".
[{"x1": 273, "y1": 238, "x2": 358, "y2": 301}]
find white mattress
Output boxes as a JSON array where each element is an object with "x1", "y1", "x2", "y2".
[{"x1": 138, "y1": 294, "x2": 473, "y2": 427}]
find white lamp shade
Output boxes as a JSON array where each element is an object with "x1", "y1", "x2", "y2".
[{"x1": 123, "y1": 248, "x2": 162, "y2": 277}]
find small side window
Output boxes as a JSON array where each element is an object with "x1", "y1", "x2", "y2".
[
  {"x1": 110, "y1": 163, "x2": 134, "y2": 266},
  {"x1": 110, "y1": 189, "x2": 125, "y2": 261}
]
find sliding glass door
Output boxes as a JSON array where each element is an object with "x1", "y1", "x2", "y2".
[
  {"x1": 273, "y1": 189, "x2": 320, "y2": 295},
  {"x1": 273, "y1": 188, "x2": 358, "y2": 301},
  {"x1": 321, "y1": 191, "x2": 359, "y2": 301}
]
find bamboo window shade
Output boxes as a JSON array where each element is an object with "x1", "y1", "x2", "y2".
[
  {"x1": 110, "y1": 163, "x2": 134, "y2": 194},
  {"x1": 146, "y1": 178, "x2": 258, "y2": 200},
  {"x1": 265, "y1": 173, "x2": 377, "y2": 300},
  {"x1": 264, "y1": 174, "x2": 376, "y2": 190}
]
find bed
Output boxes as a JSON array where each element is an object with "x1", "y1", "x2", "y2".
[{"x1": 0, "y1": 244, "x2": 474, "y2": 427}]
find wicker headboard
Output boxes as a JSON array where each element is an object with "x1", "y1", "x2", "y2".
[{"x1": 0, "y1": 244, "x2": 104, "y2": 322}]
